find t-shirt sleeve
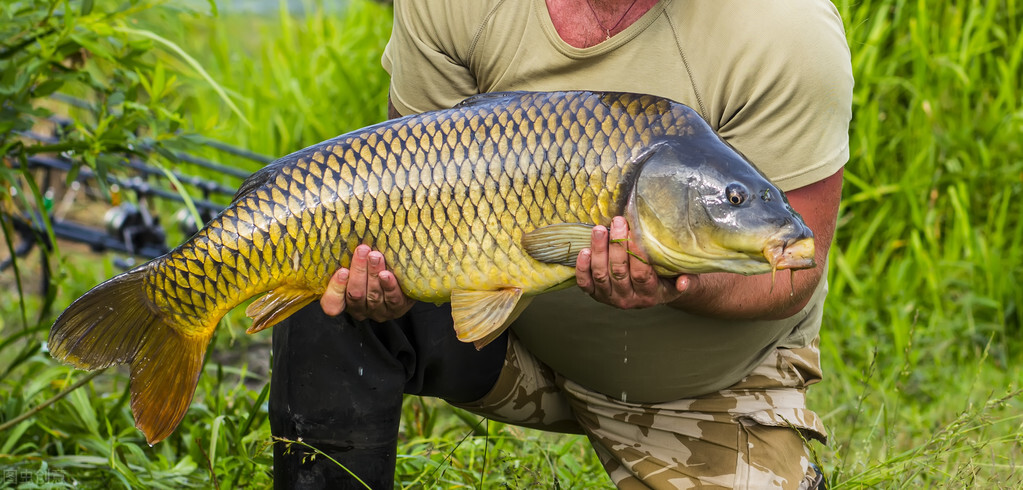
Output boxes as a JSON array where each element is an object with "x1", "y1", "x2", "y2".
[
  {"x1": 381, "y1": 0, "x2": 481, "y2": 115},
  {"x1": 708, "y1": 1, "x2": 854, "y2": 191}
]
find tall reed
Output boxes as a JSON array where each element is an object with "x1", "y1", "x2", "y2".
[{"x1": 817, "y1": 0, "x2": 1022, "y2": 486}]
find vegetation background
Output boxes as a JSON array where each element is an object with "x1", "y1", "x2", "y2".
[{"x1": 1, "y1": 0, "x2": 1020, "y2": 488}]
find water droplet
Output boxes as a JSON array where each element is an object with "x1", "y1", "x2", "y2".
[
  {"x1": 357, "y1": 366, "x2": 364, "y2": 376},
  {"x1": 620, "y1": 391, "x2": 628, "y2": 403}
]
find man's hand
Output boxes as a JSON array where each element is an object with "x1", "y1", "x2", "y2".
[
  {"x1": 576, "y1": 216, "x2": 691, "y2": 309},
  {"x1": 320, "y1": 244, "x2": 416, "y2": 321}
]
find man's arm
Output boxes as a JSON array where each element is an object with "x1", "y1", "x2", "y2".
[{"x1": 577, "y1": 167, "x2": 843, "y2": 320}]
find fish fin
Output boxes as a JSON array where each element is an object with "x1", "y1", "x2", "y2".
[
  {"x1": 232, "y1": 161, "x2": 283, "y2": 202},
  {"x1": 454, "y1": 91, "x2": 530, "y2": 109},
  {"x1": 451, "y1": 288, "x2": 523, "y2": 348},
  {"x1": 472, "y1": 296, "x2": 533, "y2": 350},
  {"x1": 48, "y1": 268, "x2": 157, "y2": 370},
  {"x1": 540, "y1": 277, "x2": 577, "y2": 294},
  {"x1": 245, "y1": 286, "x2": 320, "y2": 334},
  {"x1": 129, "y1": 320, "x2": 210, "y2": 445},
  {"x1": 48, "y1": 266, "x2": 212, "y2": 445},
  {"x1": 521, "y1": 223, "x2": 595, "y2": 267},
  {"x1": 233, "y1": 140, "x2": 343, "y2": 202}
]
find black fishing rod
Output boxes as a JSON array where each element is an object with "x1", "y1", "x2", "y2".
[{"x1": 1, "y1": 102, "x2": 272, "y2": 289}]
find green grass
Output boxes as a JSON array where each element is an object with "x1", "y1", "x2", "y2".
[
  {"x1": 155, "y1": 0, "x2": 393, "y2": 158},
  {"x1": 814, "y1": 0, "x2": 1023, "y2": 487},
  {"x1": 1, "y1": 0, "x2": 1022, "y2": 488}
]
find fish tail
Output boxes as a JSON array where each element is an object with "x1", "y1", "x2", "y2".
[{"x1": 48, "y1": 266, "x2": 211, "y2": 445}]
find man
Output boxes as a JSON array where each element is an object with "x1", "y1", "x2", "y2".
[{"x1": 269, "y1": 0, "x2": 853, "y2": 488}]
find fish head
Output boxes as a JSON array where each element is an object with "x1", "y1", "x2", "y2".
[{"x1": 627, "y1": 135, "x2": 815, "y2": 276}]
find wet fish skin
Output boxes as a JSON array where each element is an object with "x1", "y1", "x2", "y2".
[{"x1": 47, "y1": 91, "x2": 814, "y2": 444}]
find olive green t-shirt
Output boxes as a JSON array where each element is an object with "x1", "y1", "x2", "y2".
[{"x1": 382, "y1": 0, "x2": 853, "y2": 402}]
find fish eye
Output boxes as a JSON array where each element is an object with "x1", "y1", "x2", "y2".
[{"x1": 726, "y1": 183, "x2": 748, "y2": 206}]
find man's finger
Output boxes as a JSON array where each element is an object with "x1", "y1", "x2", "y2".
[
  {"x1": 588, "y1": 226, "x2": 612, "y2": 298},
  {"x1": 627, "y1": 247, "x2": 659, "y2": 297},
  {"x1": 378, "y1": 270, "x2": 407, "y2": 310},
  {"x1": 364, "y1": 250, "x2": 386, "y2": 306},
  {"x1": 575, "y1": 248, "x2": 594, "y2": 294},
  {"x1": 320, "y1": 268, "x2": 348, "y2": 316},
  {"x1": 607, "y1": 217, "x2": 632, "y2": 297},
  {"x1": 655, "y1": 275, "x2": 693, "y2": 307},
  {"x1": 345, "y1": 245, "x2": 371, "y2": 304},
  {"x1": 676, "y1": 275, "x2": 693, "y2": 293}
]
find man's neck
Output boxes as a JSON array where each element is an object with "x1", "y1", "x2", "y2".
[{"x1": 545, "y1": 0, "x2": 659, "y2": 48}]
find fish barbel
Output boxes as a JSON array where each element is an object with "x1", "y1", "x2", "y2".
[{"x1": 48, "y1": 91, "x2": 815, "y2": 444}]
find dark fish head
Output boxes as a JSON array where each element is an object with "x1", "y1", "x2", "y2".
[{"x1": 626, "y1": 134, "x2": 815, "y2": 276}]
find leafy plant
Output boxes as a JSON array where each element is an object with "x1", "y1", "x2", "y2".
[{"x1": 0, "y1": 1, "x2": 270, "y2": 487}]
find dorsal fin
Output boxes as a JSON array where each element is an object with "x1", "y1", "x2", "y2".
[
  {"x1": 232, "y1": 142, "x2": 326, "y2": 203},
  {"x1": 454, "y1": 91, "x2": 531, "y2": 109},
  {"x1": 232, "y1": 161, "x2": 284, "y2": 202}
]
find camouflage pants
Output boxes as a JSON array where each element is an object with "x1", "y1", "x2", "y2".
[{"x1": 453, "y1": 335, "x2": 827, "y2": 489}]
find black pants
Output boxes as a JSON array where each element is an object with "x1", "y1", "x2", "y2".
[{"x1": 268, "y1": 301, "x2": 508, "y2": 489}]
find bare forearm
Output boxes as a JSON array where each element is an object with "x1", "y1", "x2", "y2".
[{"x1": 666, "y1": 268, "x2": 822, "y2": 320}]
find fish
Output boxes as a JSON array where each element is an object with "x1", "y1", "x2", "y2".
[{"x1": 47, "y1": 91, "x2": 816, "y2": 444}]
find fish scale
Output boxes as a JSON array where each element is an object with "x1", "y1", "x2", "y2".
[{"x1": 47, "y1": 90, "x2": 818, "y2": 445}]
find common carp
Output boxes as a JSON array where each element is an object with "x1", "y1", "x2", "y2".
[{"x1": 48, "y1": 91, "x2": 815, "y2": 444}]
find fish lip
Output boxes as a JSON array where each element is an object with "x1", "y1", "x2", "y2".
[{"x1": 764, "y1": 237, "x2": 816, "y2": 270}]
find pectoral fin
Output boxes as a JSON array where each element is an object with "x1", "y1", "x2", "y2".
[
  {"x1": 451, "y1": 288, "x2": 523, "y2": 349},
  {"x1": 521, "y1": 223, "x2": 595, "y2": 267},
  {"x1": 245, "y1": 286, "x2": 320, "y2": 334}
]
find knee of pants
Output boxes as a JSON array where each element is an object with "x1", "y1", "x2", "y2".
[
  {"x1": 268, "y1": 305, "x2": 407, "y2": 438},
  {"x1": 267, "y1": 302, "x2": 507, "y2": 433}
]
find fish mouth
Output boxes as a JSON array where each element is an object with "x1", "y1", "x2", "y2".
[{"x1": 764, "y1": 237, "x2": 816, "y2": 271}]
